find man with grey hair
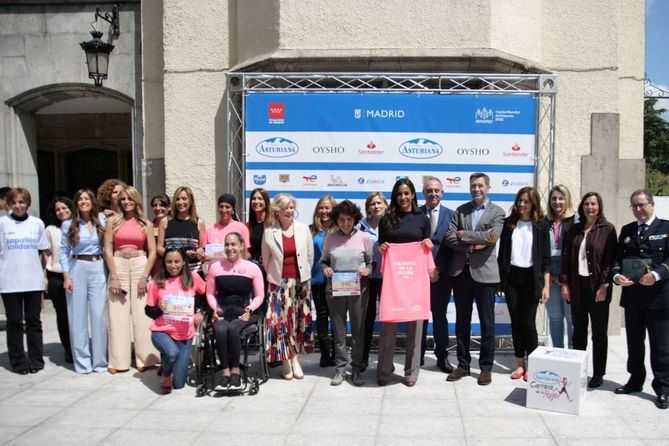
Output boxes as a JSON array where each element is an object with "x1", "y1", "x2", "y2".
[
  {"x1": 612, "y1": 188, "x2": 669, "y2": 409},
  {"x1": 419, "y1": 176, "x2": 455, "y2": 373}
]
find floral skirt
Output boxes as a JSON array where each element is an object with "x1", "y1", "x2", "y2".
[{"x1": 265, "y1": 278, "x2": 314, "y2": 362}]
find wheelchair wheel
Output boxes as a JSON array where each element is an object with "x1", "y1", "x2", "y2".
[
  {"x1": 256, "y1": 313, "x2": 270, "y2": 383},
  {"x1": 188, "y1": 320, "x2": 207, "y2": 386}
]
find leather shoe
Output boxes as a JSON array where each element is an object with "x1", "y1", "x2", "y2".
[
  {"x1": 447, "y1": 366, "x2": 470, "y2": 382},
  {"x1": 437, "y1": 358, "x2": 454, "y2": 374},
  {"x1": 404, "y1": 379, "x2": 416, "y2": 387},
  {"x1": 614, "y1": 383, "x2": 643, "y2": 394},
  {"x1": 656, "y1": 394, "x2": 669, "y2": 409},
  {"x1": 588, "y1": 375, "x2": 603, "y2": 388},
  {"x1": 377, "y1": 379, "x2": 388, "y2": 387},
  {"x1": 478, "y1": 371, "x2": 492, "y2": 386}
]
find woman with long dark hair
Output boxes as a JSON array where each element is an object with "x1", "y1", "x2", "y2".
[
  {"x1": 44, "y1": 196, "x2": 75, "y2": 363},
  {"x1": 247, "y1": 187, "x2": 272, "y2": 263},
  {"x1": 377, "y1": 178, "x2": 435, "y2": 387},
  {"x1": 60, "y1": 189, "x2": 108, "y2": 374},
  {"x1": 560, "y1": 192, "x2": 617, "y2": 388},
  {"x1": 498, "y1": 187, "x2": 551, "y2": 380}
]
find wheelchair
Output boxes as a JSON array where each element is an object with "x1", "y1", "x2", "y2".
[{"x1": 188, "y1": 310, "x2": 269, "y2": 396}]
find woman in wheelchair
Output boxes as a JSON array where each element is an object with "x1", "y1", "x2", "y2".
[
  {"x1": 206, "y1": 232, "x2": 264, "y2": 391},
  {"x1": 145, "y1": 246, "x2": 206, "y2": 393}
]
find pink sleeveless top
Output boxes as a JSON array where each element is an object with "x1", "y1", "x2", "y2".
[{"x1": 113, "y1": 218, "x2": 147, "y2": 250}]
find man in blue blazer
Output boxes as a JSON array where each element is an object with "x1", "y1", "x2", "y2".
[{"x1": 419, "y1": 176, "x2": 455, "y2": 373}]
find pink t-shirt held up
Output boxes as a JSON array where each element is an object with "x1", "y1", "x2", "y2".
[
  {"x1": 379, "y1": 242, "x2": 434, "y2": 322},
  {"x1": 146, "y1": 274, "x2": 206, "y2": 341}
]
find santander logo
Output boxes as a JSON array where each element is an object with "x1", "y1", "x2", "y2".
[
  {"x1": 512, "y1": 143, "x2": 521, "y2": 152},
  {"x1": 367, "y1": 141, "x2": 376, "y2": 149}
]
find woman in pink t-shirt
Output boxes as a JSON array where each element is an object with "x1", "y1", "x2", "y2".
[
  {"x1": 206, "y1": 232, "x2": 264, "y2": 391},
  {"x1": 199, "y1": 194, "x2": 250, "y2": 262},
  {"x1": 146, "y1": 246, "x2": 206, "y2": 392}
]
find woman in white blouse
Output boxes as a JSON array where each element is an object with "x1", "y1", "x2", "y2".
[{"x1": 498, "y1": 187, "x2": 551, "y2": 381}]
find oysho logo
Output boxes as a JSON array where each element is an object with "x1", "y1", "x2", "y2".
[
  {"x1": 312, "y1": 145, "x2": 345, "y2": 154},
  {"x1": 268, "y1": 102, "x2": 285, "y2": 124},
  {"x1": 256, "y1": 138, "x2": 299, "y2": 158},
  {"x1": 532, "y1": 370, "x2": 561, "y2": 385},
  {"x1": 475, "y1": 107, "x2": 494, "y2": 124},
  {"x1": 253, "y1": 174, "x2": 266, "y2": 185},
  {"x1": 457, "y1": 147, "x2": 490, "y2": 156},
  {"x1": 398, "y1": 138, "x2": 443, "y2": 159}
]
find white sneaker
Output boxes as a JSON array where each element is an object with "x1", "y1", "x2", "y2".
[
  {"x1": 291, "y1": 355, "x2": 304, "y2": 379},
  {"x1": 281, "y1": 360, "x2": 293, "y2": 380},
  {"x1": 331, "y1": 371, "x2": 345, "y2": 386}
]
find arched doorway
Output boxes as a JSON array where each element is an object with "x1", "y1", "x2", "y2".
[{"x1": 6, "y1": 83, "x2": 134, "y2": 216}]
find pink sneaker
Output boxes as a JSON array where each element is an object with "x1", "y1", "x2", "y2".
[{"x1": 510, "y1": 367, "x2": 525, "y2": 380}]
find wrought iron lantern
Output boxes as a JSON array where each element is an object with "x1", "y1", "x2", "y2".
[{"x1": 80, "y1": 5, "x2": 119, "y2": 87}]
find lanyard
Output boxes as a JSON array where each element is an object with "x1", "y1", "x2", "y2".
[{"x1": 552, "y1": 220, "x2": 562, "y2": 249}]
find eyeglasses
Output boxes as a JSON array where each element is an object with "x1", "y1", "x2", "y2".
[{"x1": 629, "y1": 202, "x2": 652, "y2": 210}]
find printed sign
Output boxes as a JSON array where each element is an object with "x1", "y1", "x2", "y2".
[
  {"x1": 331, "y1": 272, "x2": 361, "y2": 296},
  {"x1": 163, "y1": 295, "x2": 194, "y2": 323}
]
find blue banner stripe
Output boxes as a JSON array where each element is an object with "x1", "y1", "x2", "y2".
[
  {"x1": 245, "y1": 190, "x2": 519, "y2": 202},
  {"x1": 246, "y1": 162, "x2": 534, "y2": 173},
  {"x1": 246, "y1": 92, "x2": 536, "y2": 134}
]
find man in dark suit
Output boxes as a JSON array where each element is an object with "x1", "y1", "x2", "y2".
[
  {"x1": 444, "y1": 172, "x2": 505, "y2": 385},
  {"x1": 419, "y1": 176, "x2": 455, "y2": 373},
  {"x1": 612, "y1": 188, "x2": 669, "y2": 409}
]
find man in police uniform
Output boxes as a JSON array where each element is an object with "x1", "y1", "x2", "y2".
[{"x1": 612, "y1": 189, "x2": 669, "y2": 409}]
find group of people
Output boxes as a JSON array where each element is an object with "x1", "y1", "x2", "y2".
[{"x1": 0, "y1": 173, "x2": 667, "y2": 409}]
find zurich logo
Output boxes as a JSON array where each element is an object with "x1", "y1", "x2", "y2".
[
  {"x1": 533, "y1": 370, "x2": 561, "y2": 385},
  {"x1": 398, "y1": 138, "x2": 443, "y2": 159},
  {"x1": 502, "y1": 179, "x2": 509, "y2": 187},
  {"x1": 253, "y1": 174, "x2": 266, "y2": 185},
  {"x1": 357, "y1": 177, "x2": 365, "y2": 185},
  {"x1": 255, "y1": 137, "x2": 299, "y2": 158}
]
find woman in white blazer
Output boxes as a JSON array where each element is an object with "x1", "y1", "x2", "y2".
[{"x1": 261, "y1": 193, "x2": 315, "y2": 380}]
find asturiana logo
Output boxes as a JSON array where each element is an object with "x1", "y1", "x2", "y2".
[
  {"x1": 255, "y1": 137, "x2": 299, "y2": 158},
  {"x1": 532, "y1": 370, "x2": 561, "y2": 385},
  {"x1": 253, "y1": 174, "x2": 266, "y2": 185},
  {"x1": 398, "y1": 138, "x2": 443, "y2": 159}
]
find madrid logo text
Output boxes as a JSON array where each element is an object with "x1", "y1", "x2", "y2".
[
  {"x1": 398, "y1": 138, "x2": 443, "y2": 159},
  {"x1": 256, "y1": 137, "x2": 299, "y2": 158},
  {"x1": 253, "y1": 174, "x2": 266, "y2": 185},
  {"x1": 354, "y1": 109, "x2": 405, "y2": 119}
]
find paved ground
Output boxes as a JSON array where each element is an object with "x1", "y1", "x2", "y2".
[{"x1": 0, "y1": 302, "x2": 667, "y2": 445}]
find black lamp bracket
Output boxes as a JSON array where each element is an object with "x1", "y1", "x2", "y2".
[{"x1": 95, "y1": 4, "x2": 120, "y2": 40}]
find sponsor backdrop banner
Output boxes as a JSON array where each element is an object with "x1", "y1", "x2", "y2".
[{"x1": 245, "y1": 92, "x2": 537, "y2": 335}]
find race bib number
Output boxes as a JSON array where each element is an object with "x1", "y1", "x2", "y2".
[
  {"x1": 163, "y1": 295, "x2": 194, "y2": 323},
  {"x1": 205, "y1": 243, "x2": 226, "y2": 259},
  {"x1": 332, "y1": 272, "x2": 360, "y2": 297}
]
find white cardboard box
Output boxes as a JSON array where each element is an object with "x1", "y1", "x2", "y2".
[{"x1": 526, "y1": 347, "x2": 588, "y2": 415}]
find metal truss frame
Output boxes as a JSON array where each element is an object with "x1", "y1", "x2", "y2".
[{"x1": 226, "y1": 72, "x2": 558, "y2": 348}]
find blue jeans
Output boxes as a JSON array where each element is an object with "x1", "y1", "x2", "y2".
[
  {"x1": 151, "y1": 331, "x2": 192, "y2": 389},
  {"x1": 546, "y1": 282, "x2": 573, "y2": 348}
]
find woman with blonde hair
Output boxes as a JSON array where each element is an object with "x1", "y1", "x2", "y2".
[
  {"x1": 310, "y1": 194, "x2": 337, "y2": 367},
  {"x1": 545, "y1": 185, "x2": 576, "y2": 348},
  {"x1": 104, "y1": 185, "x2": 159, "y2": 373},
  {"x1": 261, "y1": 193, "x2": 314, "y2": 379},
  {"x1": 157, "y1": 186, "x2": 207, "y2": 274}
]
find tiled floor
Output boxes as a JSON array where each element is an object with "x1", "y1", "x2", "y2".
[{"x1": 0, "y1": 302, "x2": 667, "y2": 445}]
